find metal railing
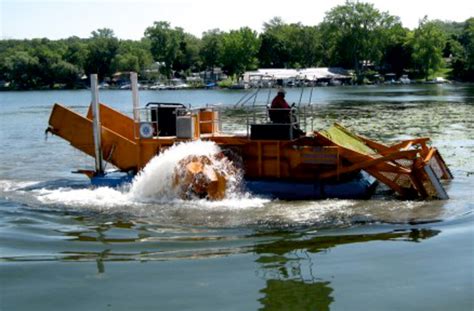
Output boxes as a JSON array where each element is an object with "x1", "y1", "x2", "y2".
[
  {"x1": 132, "y1": 105, "x2": 223, "y2": 139},
  {"x1": 243, "y1": 103, "x2": 315, "y2": 138}
]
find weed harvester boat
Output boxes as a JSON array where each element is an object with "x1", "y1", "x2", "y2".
[{"x1": 46, "y1": 73, "x2": 452, "y2": 200}]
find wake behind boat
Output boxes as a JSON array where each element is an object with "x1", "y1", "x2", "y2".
[{"x1": 45, "y1": 73, "x2": 452, "y2": 200}]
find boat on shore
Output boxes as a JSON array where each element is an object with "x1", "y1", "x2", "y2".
[{"x1": 45, "y1": 73, "x2": 452, "y2": 200}]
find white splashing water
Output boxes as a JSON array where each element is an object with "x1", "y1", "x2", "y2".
[
  {"x1": 26, "y1": 140, "x2": 268, "y2": 211},
  {"x1": 6, "y1": 140, "x2": 443, "y2": 225},
  {"x1": 129, "y1": 140, "x2": 240, "y2": 201},
  {"x1": 35, "y1": 186, "x2": 133, "y2": 209},
  {"x1": 0, "y1": 180, "x2": 39, "y2": 192}
]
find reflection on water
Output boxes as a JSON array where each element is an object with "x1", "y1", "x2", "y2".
[
  {"x1": 259, "y1": 280, "x2": 333, "y2": 311},
  {"x1": 254, "y1": 228, "x2": 440, "y2": 256},
  {"x1": 0, "y1": 213, "x2": 444, "y2": 311},
  {"x1": 254, "y1": 228, "x2": 439, "y2": 310}
]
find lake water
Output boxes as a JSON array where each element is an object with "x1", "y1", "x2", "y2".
[{"x1": 1, "y1": 85, "x2": 473, "y2": 310}]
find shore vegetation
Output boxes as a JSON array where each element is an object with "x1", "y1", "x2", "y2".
[{"x1": 1, "y1": 1, "x2": 473, "y2": 90}]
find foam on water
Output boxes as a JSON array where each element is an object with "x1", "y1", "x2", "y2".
[
  {"x1": 280, "y1": 200, "x2": 357, "y2": 223},
  {"x1": 5, "y1": 140, "x2": 268, "y2": 213},
  {"x1": 0, "y1": 138, "x2": 466, "y2": 227},
  {"x1": 35, "y1": 186, "x2": 133, "y2": 209},
  {"x1": 129, "y1": 140, "x2": 218, "y2": 200},
  {"x1": 129, "y1": 140, "x2": 242, "y2": 201},
  {"x1": 0, "y1": 180, "x2": 39, "y2": 192},
  {"x1": 0, "y1": 176, "x2": 465, "y2": 227}
]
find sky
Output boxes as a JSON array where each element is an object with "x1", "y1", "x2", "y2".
[{"x1": 1, "y1": 0, "x2": 473, "y2": 40}]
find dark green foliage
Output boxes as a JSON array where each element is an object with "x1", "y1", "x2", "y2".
[
  {"x1": 173, "y1": 32, "x2": 201, "y2": 75},
  {"x1": 258, "y1": 18, "x2": 323, "y2": 69},
  {"x1": 451, "y1": 18, "x2": 474, "y2": 80},
  {"x1": 219, "y1": 27, "x2": 260, "y2": 77},
  {"x1": 144, "y1": 21, "x2": 182, "y2": 78},
  {"x1": 2, "y1": 51, "x2": 40, "y2": 89},
  {"x1": 0, "y1": 38, "x2": 81, "y2": 89},
  {"x1": 114, "y1": 40, "x2": 153, "y2": 73},
  {"x1": 258, "y1": 17, "x2": 291, "y2": 68},
  {"x1": 409, "y1": 17, "x2": 447, "y2": 79},
  {"x1": 0, "y1": 4, "x2": 473, "y2": 90},
  {"x1": 321, "y1": 1, "x2": 402, "y2": 74},
  {"x1": 63, "y1": 37, "x2": 88, "y2": 70},
  {"x1": 200, "y1": 29, "x2": 223, "y2": 71},
  {"x1": 84, "y1": 28, "x2": 119, "y2": 80}
]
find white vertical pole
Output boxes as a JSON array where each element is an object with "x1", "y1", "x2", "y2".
[
  {"x1": 90, "y1": 74, "x2": 104, "y2": 174},
  {"x1": 131, "y1": 72, "x2": 140, "y2": 122}
]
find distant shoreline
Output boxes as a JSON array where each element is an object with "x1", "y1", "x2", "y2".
[{"x1": 1, "y1": 80, "x2": 469, "y2": 92}]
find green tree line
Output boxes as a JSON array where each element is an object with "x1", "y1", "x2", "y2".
[{"x1": 1, "y1": 1, "x2": 473, "y2": 90}]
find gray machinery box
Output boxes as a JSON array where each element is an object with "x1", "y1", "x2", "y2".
[{"x1": 176, "y1": 116, "x2": 195, "y2": 138}]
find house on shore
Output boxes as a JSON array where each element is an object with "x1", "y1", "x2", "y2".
[{"x1": 243, "y1": 67, "x2": 352, "y2": 87}]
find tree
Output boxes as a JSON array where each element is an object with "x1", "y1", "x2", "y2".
[
  {"x1": 258, "y1": 18, "x2": 323, "y2": 68},
  {"x1": 382, "y1": 25, "x2": 412, "y2": 75},
  {"x1": 461, "y1": 18, "x2": 474, "y2": 79},
  {"x1": 258, "y1": 17, "x2": 291, "y2": 68},
  {"x1": 451, "y1": 18, "x2": 474, "y2": 81},
  {"x1": 0, "y1": 38, "x2": 82, "y2": 89},
  {"x1": 2, "y1": 51, "x2": 40, "y2": 89},
  {"x1": 62, "y1": 36, "x2": 88, "y2": 71},
  {"x1": 32, "y1": 39, "x2": 63, "y2": 87},
  {"x1": 173, "y1": 32, "x2": 201, "y2": 75},
  {"x1": 51, "y1": 60, "x2": 81, "y2": 88},
  {"x1": 200, "y1": 29, "x2": 223, "y2": 72},
  {"x1": 410, "y1": 17, "x2": 447, "y2": 79},
  {"x1": 219, "y1": 27, "x2": 260, "y2": 77},
  {"x1": 321, "y1": 1, "x2": 401, "y2": 74},
  {"x1": 84, "y1": 28, "x2": 119, "y2": 80},
  {"x1": 144, "y1": 21, "x2": 182, "y2": 78},
  {"x1": 285, "y1": 24, "x2": 323, "y2": 68},
  {"x1": 113, "y1": 40, "x2": 153, "y2": 73}
]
